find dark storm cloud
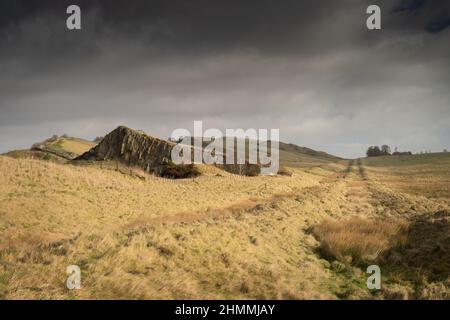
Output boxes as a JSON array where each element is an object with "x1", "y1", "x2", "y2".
[
  {"x1": 426, "y1": 16, "x2": 450, "y2": 33},
  {"x1": 393, "y1": 0, "x2": 427, "y2": 13},
  {"x1": 391, "y1": 0, "x2": 450, "y2": 33},
  {"x1": 0, "y1": 0, "x2": 449, "y2": 158}
]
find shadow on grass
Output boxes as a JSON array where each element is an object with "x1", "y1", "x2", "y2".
[
  {"x1": 382, "y1": 210, "x2": 450, "y2": 283},
  {"x1": 310, "y1": 211, "x2": 450, "y2": 299}
]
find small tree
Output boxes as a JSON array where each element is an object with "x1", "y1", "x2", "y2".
[
  {"x1": 373, "y1": 146, "x2": 381, "y2": 156},
  {"x1": 367, "y1": 146, "x2": 382, "y2": 157},
  {"x1": 381, "y1": 145, "x2": 391, "y2": 155}
]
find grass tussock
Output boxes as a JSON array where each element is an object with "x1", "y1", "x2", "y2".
[
  {"x1": 311, "y1": 218, "x2": 409, "y2": 265},
  {"x1": 277, "y1": 166, "x2": 293, "y2": 176}
]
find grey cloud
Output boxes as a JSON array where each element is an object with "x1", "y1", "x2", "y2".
[{"x1": 0, "y1": 0, "x2": 449, "y2": 158}]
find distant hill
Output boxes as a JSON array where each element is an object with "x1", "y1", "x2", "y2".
[
  {"x1": 278, "y1": 142, "x2": 341, "y2": 168},
  {"x1": 32, "y1": 136, "x2": 97, "y2": 159},
  {"x1": 4, "y1": 126, "x2": 341, "y2": 172},
  {"x1": 3, "y1": 135, "x2": 97, "y2": 161},
  {"x1": 179, "y1": 136, "x2": 341, "y2": 170},
  {"x1": 362, "y1": 152, "x2": 450, "y2": 167}
]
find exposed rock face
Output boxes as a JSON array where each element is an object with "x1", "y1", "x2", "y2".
[
  {"x1": 75, "y1": 126, "x2": 261, "y2": 176},
  {"x1": 75, "y1": 126, "x2": 174, "y2": 172}
]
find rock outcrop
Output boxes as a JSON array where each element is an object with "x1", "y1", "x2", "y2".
[
  {"x1": 75, "y1": 126, "x2": 262, "y2": 176},
  {"x1": 75, "y1": 126, "x2": 175, "y2": 173}
]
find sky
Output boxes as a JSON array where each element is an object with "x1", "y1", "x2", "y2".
[{"x1": 0, "y1": 0, "x2": 449, "y2": 158}]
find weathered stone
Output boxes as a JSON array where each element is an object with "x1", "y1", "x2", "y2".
[
  {"x1": 75, "y1": 126, "x2": 174, "y2": 173},
  {"x1": 75, "y1": 126, "x2": 261, "y2": 176}
]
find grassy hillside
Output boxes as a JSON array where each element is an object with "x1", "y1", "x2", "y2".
[
  {"x1": 0, "y1": 152, "x2": 448, "y2": 299},
  {"x1": 47, "y1": 137, "x2": 97, "y2": 156},
  {"x1": 0, "y1": 156, "x2": 332, "y2": 299},
  {"x1": 186, "y1": 137, "x2": 341, "y2": 169},
  {"x1": 278, "y1": 142, "x2": 341, "y2": 168},
  {"x1": 6, "y1": 134, "x2": 339, "y2": 171},
  {"x1": 362, "y1": 152, "x2": 450, "y2": 167},
  {"x1": 3, "y1": 136, "x2": 97, "y2": 161},
  {"x1": 362, "y1": 153, "x2": 450, "y2": 205}
]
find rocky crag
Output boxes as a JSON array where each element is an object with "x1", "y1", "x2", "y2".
[
  {"x1": 75, "y1": 126, "x2": 174, "y2": 173},
  {"x1": 75, "y1": 126, "x2": 262, "y2": 176}
]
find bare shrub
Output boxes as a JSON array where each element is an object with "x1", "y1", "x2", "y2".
[{"x1": 159, "y1": 163, "x2": 201, "y2": 179}]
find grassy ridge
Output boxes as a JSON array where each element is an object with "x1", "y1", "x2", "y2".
[
  {"x1": 3, "y1": 137, "x2": 97, "y2": 161},
  {"x1": 49, "y1": 138, "x2": 96, "y2": 156}
]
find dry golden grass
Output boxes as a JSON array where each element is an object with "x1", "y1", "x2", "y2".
[
  {"x1": 52, "y1": 138, "x2": 96, "y2": 155},
  {"x1": 362, "y1": 153, "x2": 450, "y2": 205},
  {"x1": 0, "y1": 156, "x2": 319, "y2": 240},
  {"x1": 1, "y1": 155, "x2": 337, "y2": 299},
  {"x1": 0, "y1": 152, "x2": 448, "y2": 300}
]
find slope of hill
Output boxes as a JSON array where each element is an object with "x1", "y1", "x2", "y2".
[
  {"x1": 75, "y1": 126, "x2": 341, "y2": 176},
  {"x1": 279, "y1": 142, "x2": 340, "y2": 160},
  {"x1": 3, "y1": 136, "x2": 97, "y2": 161},
  {"x1": 362, "y1": 152, "x2": 450, "y2": 205},
  {"x1": 1, "y1": 149, "x2": 448, "y2": 299},
  {"x1": 0, "y1": 155, "x2": 331, "y2": 299},
  {"x1": 278, "y1": 142, "x2": 341, "y2": 168},
  {"x1": 4, "y1": 127, "x2": 341, "y2": 173},
  {"x1": 32, "y1": 136, "x2": 97, "y2": 160},
  {"x1": 180, "y1": 136, "x2": 341, "y2": 170}
]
